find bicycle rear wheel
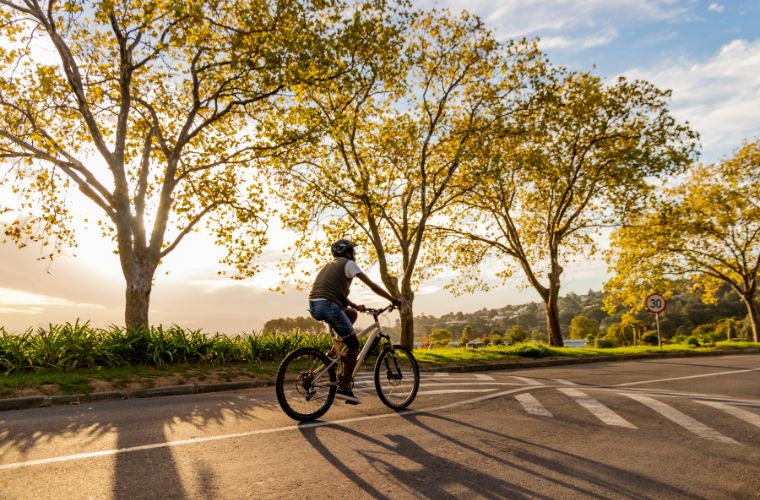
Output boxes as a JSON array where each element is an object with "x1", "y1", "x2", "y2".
[
  {"x1": 374, "y1": 345, "x2": 419, "y2": 410},
  {"x1": 276, "y1": 347, "x2": 337, "y2": 421}
]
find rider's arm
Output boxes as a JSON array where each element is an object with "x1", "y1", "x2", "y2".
[{"x1": 356, "y1": 273, "x2": 397, "y2": 304}]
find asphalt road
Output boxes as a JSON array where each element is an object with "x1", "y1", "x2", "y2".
[{"x1": 1, "y1": 354, "x2": 759, "y2": 499}]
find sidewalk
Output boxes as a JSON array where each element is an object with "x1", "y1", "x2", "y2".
[{"x1": 1, "y1": 348, "x2": 758, "y2": 412}]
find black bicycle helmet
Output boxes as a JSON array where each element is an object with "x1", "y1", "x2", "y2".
[{"x1": 331, "y1": 239, "x2": 356, "y2": 258}]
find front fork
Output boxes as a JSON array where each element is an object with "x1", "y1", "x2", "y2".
[{"x1": 381, "y1": 339, "x2": 403, "y2": 381}]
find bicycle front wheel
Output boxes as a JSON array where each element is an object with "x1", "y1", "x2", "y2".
[
  {"x1": 276, "y1": 347, "x2": 336, "y2": 421},
  {"x1": 374, "y1": 345, "x2": 419, "y2": 410}
]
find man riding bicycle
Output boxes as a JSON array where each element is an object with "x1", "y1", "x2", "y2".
[{"x1": 308, "y1": 239, "x2": 400, "y2": 404}]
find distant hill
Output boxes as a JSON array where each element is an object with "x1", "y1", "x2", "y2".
[{"x1": 263, "y1": 284, "x2": 753, "y2": 341}]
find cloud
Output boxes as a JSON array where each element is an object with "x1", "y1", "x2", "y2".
[
  {"x1": 417, "y1": 0, "x2": 695, "y2": 38},
  {"x1": 0, "y1": 287, "x2": 102, "y2": 310},
  {"x1": 624, "y1": 38, "x2": 760, "y2": 158},
  {"x1": 708, "y1": 3, "x2": 725, "y2": 13},
  {"x1": 539, "y1": 28, "x2": 618, "y2": 50}
]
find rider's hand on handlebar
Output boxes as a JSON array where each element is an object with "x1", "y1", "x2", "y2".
[
  {"x1": 392, "y1": 297, "x2": 404, "y2": 307},
  {"x1": 355, "y1": 304, "x2": 367, "y2": 312}
]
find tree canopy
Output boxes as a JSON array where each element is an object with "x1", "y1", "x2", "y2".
[
  {"x1": 442, "y1": 70, "x2": 698, "y2": 346},
  {"x1": 0, "y1": 0, "x2": 345, "y2": 328},
  {"x1": 605, "y1": 141, "x2": 760, "y2": 342}
]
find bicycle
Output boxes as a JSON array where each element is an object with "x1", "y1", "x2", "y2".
[{"x1": 275, "y1": 304, "x2": 420, "y2": 421}]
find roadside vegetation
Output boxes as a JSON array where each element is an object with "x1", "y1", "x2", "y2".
[{"x1": 1, "y1": 322, "x2": 757, "y2": 398}]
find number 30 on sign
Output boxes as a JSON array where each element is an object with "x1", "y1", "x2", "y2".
[{"x1": 645, "y1": 293, "x2": 667, "y2": 314}]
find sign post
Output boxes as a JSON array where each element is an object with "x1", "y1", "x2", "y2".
[{"x1": 645, "y1": 293, "x2": 667, "y2": 350}]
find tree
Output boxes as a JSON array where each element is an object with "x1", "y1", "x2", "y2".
[
  {"x1": 569, "y1": 314, "x2": 599, "y2": 340},
  {"x1": 0, "y1": 0, "x2": 338, "y2": 329},
  {"x1": 459, "y1": 325, "x2": 472, "y2": 346},
  {"x1": 428, "y1": 328, "x2": 452, "y2": 347},
  {"x1": 263, "y1": 316, "x2": 325, "y2": 334},
  {"x1": 605, "y1": 322, "x2": 632, "y2": 346},
  {"x1": 606, "y1": 141, "x2": 760, "y2": 342},
  {"x1": 275, "y1": 9, "x2": 542, "y2": 349},
  {"x1": 507, "y1": 325, "x2": 527, "y2": 344},
  {"x1": 444, "y1": 70, "x2": 697, "y2": 346}
]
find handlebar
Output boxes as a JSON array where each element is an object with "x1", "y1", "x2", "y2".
[{"x1": 363, "y1": 303, "x2": 397, "y2": 319}]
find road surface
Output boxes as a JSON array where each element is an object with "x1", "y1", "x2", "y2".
[{"x1": 1, "y1": 354, "x2": 759, "y2": 499}]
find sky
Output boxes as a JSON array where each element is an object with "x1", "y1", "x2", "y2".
[{"x1": 1, "y1": 0, "x2": 759, "y2": 333}]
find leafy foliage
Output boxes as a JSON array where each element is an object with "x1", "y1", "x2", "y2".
[
  {"x1": 606, "y1": 141, "x2": 760, "y2": 341},
  {"x1": 0, "y1": 322, "x2": 332, "y2": 374}
]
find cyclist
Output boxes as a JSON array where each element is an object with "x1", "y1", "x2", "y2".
[{"x1": 308, "y1": 239, "x2": 400, "y2": 404}]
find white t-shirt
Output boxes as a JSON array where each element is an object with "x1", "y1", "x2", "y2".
[{"x1": 344, "y1": 260, "x2": 363, "y2": 279}]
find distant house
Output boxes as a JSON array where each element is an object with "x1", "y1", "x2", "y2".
[
  {"x1": 466, "y1": 340, "x2": 484, "y2": 349},
  {"x1": 563, "y1": 339, "x2": 587, "y2": 348}
]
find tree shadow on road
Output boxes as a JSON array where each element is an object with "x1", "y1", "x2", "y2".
[
  {"x1": 0, "y1": 391, "x2": 278, "y2": 498},
  {"x1": 299, "y1": 420, "x2": 543, "y2": 499},
  {"x1": 299, "y1": 410, "x2": 699, "y2": 499},
  {"x1": 402, "y1": 412, "x2": 699, "y2": 500}
]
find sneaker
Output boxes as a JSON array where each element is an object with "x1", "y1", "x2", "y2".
[{"x1": 335, "y1": 387, "x2": 361, "y2": 405}]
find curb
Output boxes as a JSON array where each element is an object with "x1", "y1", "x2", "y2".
[{"x1": 1, "y1": 349, "x2": 758, "y2": 412}]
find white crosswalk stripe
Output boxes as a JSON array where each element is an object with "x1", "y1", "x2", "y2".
[
  {"x1": 516, "y1": 393, "x2": 553, "y2": 417},
  {"x1": 475, "y1": 374, "x2": 495, "y2": 381},
  {"x1": 696, "y1": 400, "x2": 760, "y2": 429},
  {"x1": 559, "y1": 388, "x2": 637, "y2": 429},
  {"x1": 511, "y1": 376, "x2": 543, "y2": 386},
  {"x1": 553, "y1": 379, "x2": 578, "y2": 386},
  {"x1": 624, "y1": 394, "x2": 739, "y2": 444},
  {"x1": 432, "y1": 372, "x2": 450, "y2": 378},
  {"x1": 418, "y1": 388, "x2": 498, "y2": 396}
]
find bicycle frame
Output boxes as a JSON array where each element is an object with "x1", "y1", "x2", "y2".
[{"x1": 311, "y1": 312, "x2": 392, "y2": 386}]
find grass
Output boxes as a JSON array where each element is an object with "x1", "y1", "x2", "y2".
[
  {"x1": 0, "y1": 361, "x2": 281, "y2": 397},
  {"x1": 413, "y1": 341, "x2": 760, "y2": 365}
]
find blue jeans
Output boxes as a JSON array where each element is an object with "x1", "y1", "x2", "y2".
[{"x1": 309, "y1": 300, "x2": 355, "y2": 339}]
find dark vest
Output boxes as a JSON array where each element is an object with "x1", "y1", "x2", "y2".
[{"x1": 309, "y1": 257, "x2": 353, "y2": 307}]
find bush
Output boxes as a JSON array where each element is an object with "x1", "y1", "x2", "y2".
[
  {"x1": 671, "y1": 334, "x2": 687, "y2": 344},
  {"x1": 595, "y1": 337, "x2": 617, "y2": 348},
  {"x1": 641, "y1": 330, "x2": 659, "y2": 346},
  {"x1": 0, "y1": 323, "x2": 336, "y2": 374},
  {"x1": 684, "y1": 336, "x2": 700, "y2": 347},
  {"x1": 509, "y1": 342, "x2": 550, "y2": 358},
  {"x1": 490, "y1": 333, "x2": 504, "y2": 345}
]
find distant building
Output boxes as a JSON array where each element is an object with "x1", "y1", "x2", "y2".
[{"x1": 563, "y1": 339, "x2": 587, "y2": 348}]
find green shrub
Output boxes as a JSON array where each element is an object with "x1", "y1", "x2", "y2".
[
  {"x1": 0, "y1": 323, "x2": 336, "y2": 374},
  {"x1": 595, "y1": 337, "x2": 617, "y2": 348},
  {"x1": 509, "y1": 342, "x2": 550, "y2": 358},
  {"x1": 685, "y1": 336, "x2": 700, "y2": 347},
  {"x1": 641, "y1": 331, "x2": 659, "y2": 346},
  {"x1": 671, "y1": 334, "x2": 687, "y2": 344}
]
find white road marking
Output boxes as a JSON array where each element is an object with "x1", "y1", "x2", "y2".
[
  {"x1": 352, "y1": 380, "x2": 523, "y2": 388},
  {"x1": 559, "y1": 388, "x2": 637, "y2": 429},
  {"x1": 0, "y1": 387, "x2": 534, "y2": 472},
  {"x1": 624, "y1": 394, "x2": 739, "y2": 444},
  {"x1": 474, "y1": 374, "x2": 495, "y2": 381},
  {"x1": 432, "y1": 372, "x2": 450, "y2": 378},
  {"x1": 697, "y1": 401, "x2": 760, "y2": 428},
  {"x1": 615, "y1": 368, "x2": 760, "y2": 387},
  {"x1": 553, "y1": 379, "x2": 578, "y2": 386},
  {"x1": 511, "y1": 376, "x2": 544, "y2": 386},
  {"x1": 516, "y1": 393, "x2": 553, "y2": 417},
  {"x1": 417, "y1": 389, "x2": 498, "y2": 396}
]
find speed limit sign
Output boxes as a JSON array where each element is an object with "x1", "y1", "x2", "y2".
[{"x1": 645, "y1": 293, "x2": 667, "y2": 314}]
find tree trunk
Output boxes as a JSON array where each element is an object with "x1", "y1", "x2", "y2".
[
  {"x1": 398, "y1": 300, "x2": 415, "y2": 351},
  {"x1": 741, "y1": 293, "x2": 759, "y2": 343},
  {"x1": 542, "y1": 260, "x2": 564, "y2": 347},
  {"x1": 124, "y1": 266, "x2": 155, "y2": 331},
  {"x1": 544, "y1": 292, "x2": 564, "y2": 347}
]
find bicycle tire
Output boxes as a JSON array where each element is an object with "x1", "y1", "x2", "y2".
[
  {"x1": 374, "y1": 345, "x2": 419, "y2": 410},
  {"x1": 276, "y1": 347, "x2": 337, "y2": 421}
]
